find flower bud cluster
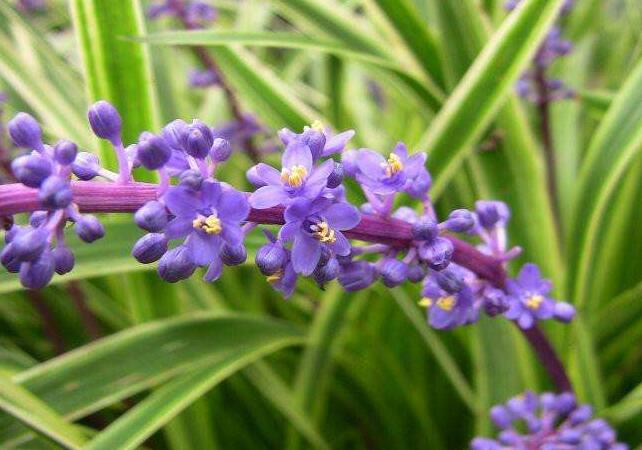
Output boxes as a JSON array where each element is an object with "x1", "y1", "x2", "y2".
[{"x1": 471, "y1": 391, "x2": 627, "y2": 449}]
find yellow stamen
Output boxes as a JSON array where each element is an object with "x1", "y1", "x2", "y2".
[
  {"x1": 311, "y1": 221, "x2": 337, "y2": 243},
  {"x1": 385, "y1": 153, "x2": 404, "y2": 177},
  {"x1": 418, "y1": 297, "x2": 433, "y2": 308},
  {"x1": 193, "y1": 214, "x2": 222, "y2": 235},
  {"x1": 310, "y1": 120, "x2": 324, "y2": 132},
  {"x1": 526, "y1": 294, "x2": 543, "y2": 310},
  {"x1": 267, "y1": 270, "x2": 284, "y2": 284},
  {"x1": 281, "y1": 165, "x2": 308, "y2": 187},
  {"x1": 436, "y1": 295, "x2": 456, "y2": 312}
]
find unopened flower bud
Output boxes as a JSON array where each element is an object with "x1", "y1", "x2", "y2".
[
  {"x1": 411, "y1": 216, "x2": 438, "y2": 241},
  {"x1": 405, "y1": 171, "x2": 431, "y2": 199},
  {"x1": 8, "y1": 112, "x2": 43, "y2": 150},
  {"x1": 407, "y1": 264, "x2": 426, "y2": 283},
  {"x1": 1, "y1": 244, "x2": 21, "y2": 273},
  {"x1": 75, "y1": 215, "x2": 104, "y2": 243},
  {"x1": 300, "y1": 128, "x2": 326, "y2": 160},
  {"x1": 313, "y1": 257, "x2": 340, "y2": 286},
  {"x1": 12, "y1": 227, "x2": 48, "y2": 262},
  {"x1": 554, "y1": 302, "x2": 575, "y2": 323},
  {"x1": 569, "y1": 405, "x2": 592, "y2": 425},
  {"x1": 132, "y1": 233, "x2": 168, "y2": 264},
  {"x1": 188, "y1": 120, "x2": 213, "y2": 151},
  {"x1": 434, "y1": 268, "x2": 464, "y2": 293},
  {"x1": 162, "y1": 119, "x2": 189, "y2": 150},
  {"x1": 52, "y1": 246, "x2": 75, "y2": 274},
  {"x1": 338, "y1": 261, "x2": 377, "y2": 292},
  {"x1": 72, "y1": 152, "x2": 101, "y2": 180},
  {"x1": 211, "y1": 138, "x2": 232, "y2": 162},
  {"x1": 475, "y1": 200, "x2": 510, "y2": 229},
  {"x1": 341, "y1": 149, "x2": 359, "y2": 176},
  {"x1": 379, "y1": 258, "x2": 408, "y2": 288},
  {"x1": 134, "y1": 201, "x2": 168, "y2": 232},
  {"x1": 326, "y1": 162, "x2": 344, "y2": 189},
  {"x1": 88, "y1": 101, "x2": 122, "y2": 143},
  {"x1": 54, "y1": 140, "x2": 78, "y2": 165},
  {"x1": 186, "y1": 128, "x2": 211, "y2": 159},
  {"x1": 20, "y1": 251, "x2": 54, "y2": 289},
  {"x1": 137, "y1": 135, "x2": 171, "y2": 170},
  {"x1": 39, "y1": 176, "x2": 73, "y2": 209},
  {"x1": 179, "y1": 169, "x2": 204, "y2": 190},
  {"x1": 11, "y1": 154, "x2": 52, "y2": 187},
  {"x1": 256, "y1": 242, "x2": 287, "y2": 275},
  {"x1": 158, "y1": 246, "x2": 196, "y2": 282},
  {"x1": 29, "y1": 211, "x2": 48, "y2": 228},
  {"x1": 418, "y1": 237, "x2": 453, "y2": 271},
  {"x1": 221, "y1": 243, "x2": 247, "y2": 266},
  {"x1": 444, "y1": 209, "x2": 475, "y2": 233}
]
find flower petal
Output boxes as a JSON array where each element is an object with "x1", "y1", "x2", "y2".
[
  {"x1": 203, "y1": 257, "x2": 223, "y2": 282},
  {"x1": 279, "y1": 221, "x2": 300, "y2": 242},
  {"x1": 355, "y1": 149, "x2": 386, "y2": 177},
  {"x1": 282, "y1": 141, "x2": 313, "y2": 171},
  {"x1": 322, "y1": 130, "x2": 355, "y2": 157},
  {"x1": 254, "y1": 163, "x2": 282, "y2": 185},
  {"x1": 324, "y1": 202, "x2": 360, "y2": 230},
  {"x1": 186, "y1": 232, "x2": 220, "y2": 266},
  {"x1": 284, "y1": 198, "x2": 313, "y2": 222},
  {"x1": 249, "y1": 185, "x2": 289, "y2": 209},
  {"x1": 292, "y1": 233, "x2": 321, "y2": 275},
  {"x1": 302, "y1": 160, "x2": 334, "y2": 199},
  {"x1": 199, "y1": 181, "x2": 222, "y2": 208},
  {"x1": 393, "y1": 142, "x2": 408, "y2": 159},
  {"x1": 163, "y1": 186, "x2": 199, "y2": 217},
  {"x1": 221, "y1": 222, "x2": 244, "y2": 247},
  {"x1": 330, "y1": 231, "x2": 351, "y2": 256},
  {"x1": 217, "y1": 189, "x2": 249, "y2": 222},
  {"x1": 165, "y1": 217, "x2": 193, "y2": 239}
]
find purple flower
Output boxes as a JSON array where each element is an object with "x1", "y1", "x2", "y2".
[
  {"x1": 353, "y1": 142, "x2": 429, "y2": 197},
  {"x1": 278, "y1": 122, "x2": 354, "y2": 161},
  {"x1": 162, "y1": 180, "x2": 249, "y2": 281},
  {"x1": 248, "y1": 141, "x2": 335, "y2": 209},
  {"x1": 504, "y1": 264, "x2": 563, "y2": 329},
  {"x1": 278, "y1": 197, "x2": 360, "y2": 275},
  {"x1": 472, "y1": 391, "x2": 628, "y2": 449},
  {"x1": 421, "y1": 267, "x2": 477, "y2": 329}
]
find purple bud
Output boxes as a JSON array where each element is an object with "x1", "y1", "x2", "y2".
[
  {"x1": 379, "y1": 259, "x2": 408, "y2": 288},
  {"x1": 1, "y1": 244, "x2": 21, "y2": 273},
  {"x1": 418, "y1": 237, "x2": 453, "y2": 271},
  {"x1": 39, "y1": 176, "x2": 73, "y2": 209},
  {"x1": 4, "y1": 226, "x2": 20, "y2": 244},
  {"x1": 444, "y1": 209, "x2": 475, "y2": 233},
  {"x1": 211, "y1": 138, "x2": 232, "y2": 162},
  {"x1": 338, "y1": 261, "x2": 377, "y2": 291},
  {"x1": 256, "y1": 242, "x2": 287, "y2": 275},
  {"x1": 132, "y1": 233, "x2": 168, "y2": 264},
  {"x1": 87, "y1": 101, "x2": 122, "y2": 143},
  {"x1": 300, "y1": 129, "x2": 326, "y2": 160},
  {"x1": 407, "y1": 264, "x2": 426, "y2": 283},
  {"x1": 434, "y1": 268, "x2": 464, "y2": 293},
  {"x1": 490, "y1": 405, "x2": 513, "y2": 429},
  {"x1": 52, "y1": 246, "x2": 75, "y2": 274},
  {"x1": 341, "y1": 149, "x2": 359, "y2": 177},
  {"x1": 12, "y1": 227, "x2": 48, "y2": 262},
  {"x1": 11, "y1": 154, "x2": 53, "y2": 187},
  {"x1": 8, "y1": 112, "x2": 43, "y2": 150},
  {"x1": 569, "y1": 405, "x2": 593, "y2": 425},
  {"x1": 326, "y1": 162, "x2": 344, "y2": 189},
  {"x1": 179, "y1": 169, "x2": 204, "y2": 190},
  {"x1": 555, "y1": 392, "x2": 576, "y2": 414},
  {"x1": 246, "y1": 165, "x2": 267, "y2": 187},
  {"x1": 162, "y1": 119, "x2": 189, "y2": 150},
  {"x1": 72, "y1": 152, "x2": 101, "y2": 180},
  {"x1": 158, "y1": 246, "x2": 196, "y2": 282},
  {"x1": 137, "y1": 135, "x2": 172, "y2": 170},
  {"x1": 554, "y1": 302, "x2": 575, "y2": 323},
  {"x1": 313, "y1": 257, "x2": 340, "y2": 286},
  {"x1": 188, "y1": 68, "x2": 219, "y2": 87},
  {"x1": 54, "y1": 140, "x2": 78, "y2": 165},
  {"x1": 405, "y1": 171, "x2": 431, "y2": 199},
  {"x1": 186, "y1": 128, "x2": 211, "y2": 159},
  {"x1": 20, "y1": 251, "x2": 54, "y2": 289},
  {"x1": 411, "y1": 216, "x2": 438, "y2": 241},
  {"x1": 221, "y1": 243, "x2": 247, "y2": 266},
  {"x1": 188, "y1": 120, "x2": 213, "y2": 152},
  {"x1": 475, "y1": 200, "x2": 510, "y2": 229},
  {"x1": 558, "y1": 429, "x2": 581, "y2": 444},
  {"x1": 134, "y1": 201, "x2": 168, "y2": 232},
  {"x1": 29, "y1": 211, "x2": 48, "y2": 228},
  {"x1": 75, "y1": 215, "x2": 104, "y2": 243}
]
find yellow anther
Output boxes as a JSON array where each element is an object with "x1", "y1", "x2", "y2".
[
  {"x1": 436, "y1": 295, "x2": 456, "y2": 312},
  {"x1": 310, "y1": 120, "x2": 324, "y2": 132},
  {"x1": 193, "y1": 214, "x2": 222, "y2": 235},
  {"x1": 526, "y1": 294, "x2": 544, "y2": 310},
  {"x1": 418, "y1": 297, "x2": 433, "y2": 308},
  {"x1": 385, "y1": 153, "x2": 404, "y2": 177},
  {"x1": 281, "y1": 165, "x2": 308, "y2": 187},
  {"x1": 267, "y1": 270, "x2": 284, "y2": 284},
  {"x1": 311, "y1": 221, "x2": 337, "y2": 243}
]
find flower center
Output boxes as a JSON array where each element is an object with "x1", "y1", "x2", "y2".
[
  {"x1": 281, "y1": 165, "x2": 308, "y2": 187},
  {"x1": 526, "y1": 294, "x2": 543, "y2": 310},
  {"x1": 436, "y1": 295, "x2": 456, "y2": 311},
  {"x1": 384, "y1": 153, "x2": 404, "y2": 177},
  {"x1": 418, "y1": 297, "x2": 433, "y2": 308},
  {"x1": 266, "y1": 269, "x2": 284, "y2": 284},
  {"x1": 309, "y1": 220, "x2": 336, "y2": 243},
  {"x1": 192, "y1": 214, "x2": 222, "y2": 235}
]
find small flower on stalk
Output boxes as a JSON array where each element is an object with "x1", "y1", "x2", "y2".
[{"x1": 421, "y1": 266, "x2": 477, "y2": 329}]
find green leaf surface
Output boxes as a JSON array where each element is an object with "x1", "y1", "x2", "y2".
[
  {"x1": 0, "y1": 313, "x2": 304, "y2": 447},
  {"x1": 417, "y1": 0, "x2": 567, "y2": 196}
]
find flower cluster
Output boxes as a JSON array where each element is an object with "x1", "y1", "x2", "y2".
[
  {"x1": 471, "y1": 391, "x2": 627, "y2": 449},
  {"x1": 0, "y1": 101, "x2": 575, "y2": 331},
  {"x1": 506, "y1": 0, "x2": 576, "y2": 103}
]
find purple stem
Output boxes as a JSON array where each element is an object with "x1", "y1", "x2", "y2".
[{"x1": 0, "y1": 180, "x2": 571, "y2": 392}]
